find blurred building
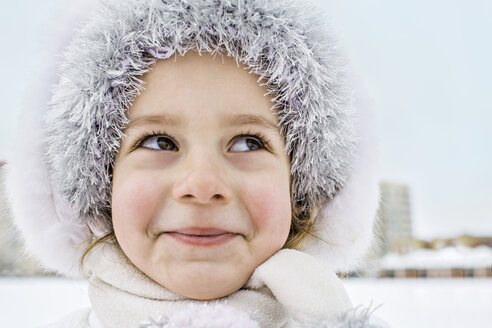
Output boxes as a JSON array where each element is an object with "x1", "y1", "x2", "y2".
[
  {"x1": 378, "y1": 245, "x2": 492, "y2": 278},
  {"x1": 0, "y1": 161, "x2": 44, "y2": 275},
  {"x1": 375, "y1": 182, "x2": 413, "y2": 255},
  {"x1": 351, "y1": 181, "x2": 492, "y2": 279},
  {"x1": 427, "y1": 234, "x2": 492, "y2": 249},
  {"x1": 348, "y1": 181, "x2": 413, "y2": 277}
]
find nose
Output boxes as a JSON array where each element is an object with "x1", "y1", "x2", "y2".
[{"x1": 172, "y1": 153, "x2": 232, "y2": 205}]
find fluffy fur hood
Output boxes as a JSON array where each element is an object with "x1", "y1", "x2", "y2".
[{"x1": 6, "y1": 0, "x2": 380, "y2": 276}]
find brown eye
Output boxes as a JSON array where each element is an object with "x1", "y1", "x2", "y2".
[
  {"x1": 141, "y1": 135, "x2": 178, "y2": 151},
  {"x1": 230, "y1": 136, "x2": 264, "y2": 152}
]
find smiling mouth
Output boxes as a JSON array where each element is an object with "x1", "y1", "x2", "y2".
[{"x1": 164, "y1": 228, "x2": 240, "y2": 246}]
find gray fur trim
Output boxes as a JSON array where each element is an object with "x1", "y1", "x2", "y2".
[
  {"x1": 329, "y1": 304, "x2": 388, "y2": 328},
  {"x1": 44, "y1": 0, "x2": 357, "y2": 227}
]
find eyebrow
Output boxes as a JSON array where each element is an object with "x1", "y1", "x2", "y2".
[
  {"x1": 126, "y1": 113, "x2": 279, "y2": 132},
  {"x1": 221, "y1": 113, "x2": 280, "y2": 132},
  {"x1": 125, "y1": 114, "x2": 183, "y2": 130}
]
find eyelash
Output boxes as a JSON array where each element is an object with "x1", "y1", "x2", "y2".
[
  {"x1": 133, "y1": 129, "x2": 272, "y2": 152},
  {"x1": 134, "y1": 129, "x2": 179, "y2": 151},
  {"x1": 235, "y1": 130, "x2": 272, "y2": 151}
]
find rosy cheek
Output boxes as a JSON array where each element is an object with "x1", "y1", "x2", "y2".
[
  {"x1": 243, "y1": 175, "x2": 291, "y2": 238},
  {"x1": 112, "y1": 173, "x2": 161, "y2": 234}
]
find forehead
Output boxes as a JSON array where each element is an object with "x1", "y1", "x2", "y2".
[{"x1": 128, "y1": 51, "x2": 280, "y2": 129}]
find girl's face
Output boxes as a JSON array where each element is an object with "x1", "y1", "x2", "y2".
[{"x1": 112, "y1": 51, "x2": 292, "y2": 300}]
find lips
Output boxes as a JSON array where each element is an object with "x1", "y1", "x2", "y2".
[{"x1": 164, "y1": 227, "x2": 240, "y2": 246}]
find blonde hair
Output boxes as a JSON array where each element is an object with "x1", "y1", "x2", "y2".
[{"x1": 284, "y1": 207, "x2": 318, "y2": 249}]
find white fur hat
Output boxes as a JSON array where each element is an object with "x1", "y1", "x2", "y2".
[{"x1": 6, "y1": 0, "x2": 380, "y2": 276}]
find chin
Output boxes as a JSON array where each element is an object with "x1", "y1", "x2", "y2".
[
  {"x1": 166, "y1": 270, "x2": 250, "y2": 300},
  {"x1": 183, "y1": 288, "x2": 238, "y2": 300},
  {"x1": 167, "y1": 283, "x2": 240, "y2": 300}
]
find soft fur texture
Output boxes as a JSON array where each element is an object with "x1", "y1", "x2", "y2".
[
  {"x1": 138, "y1": 303, "x2": 260, "y2": 328},
  {"x1": 6, "y1": 0, "x2": 380, "y2": 276},
  {"x1": 137, "y1": 303, "x2": 386, "y2": 328}
]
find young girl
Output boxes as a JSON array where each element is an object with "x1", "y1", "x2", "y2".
[{"x1": 6, "y1": 0, "x2": 384, "y2": 326}]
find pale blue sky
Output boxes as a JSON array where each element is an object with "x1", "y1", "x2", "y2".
[{"x1": 1, "y1": 0, "x2": 491, "y2": 239}]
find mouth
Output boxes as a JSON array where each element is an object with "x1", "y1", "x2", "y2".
[{"x1": 163, "y1": 228, "x2": 240, "y2": 246}]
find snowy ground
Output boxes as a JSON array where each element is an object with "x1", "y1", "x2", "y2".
[{"x1": 0, "y1": 277, "x2": 491, "y2": 327}]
